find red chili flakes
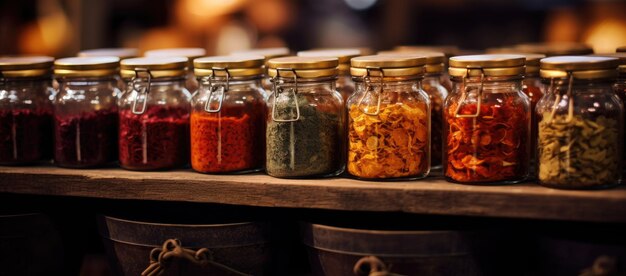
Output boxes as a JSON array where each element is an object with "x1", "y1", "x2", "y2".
[{"x1": 444, "y1": 98, "x2": 529, "y2": 183}]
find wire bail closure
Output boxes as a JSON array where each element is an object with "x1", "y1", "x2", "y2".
[
  {"x1": 131, "y1": 68, "x2": 152, "y2": 115},
  {"x1": 545, "y1": 71, "x2": 575, "y2": 123},
  {"x1": 357, "y1": 67, "x2": 385, "y2": 116},
  {"x1": 271, "y1": 68, "x2": 301, "y2": 122},
  {"x1": 201, "y1": 67, "x2": 230, "y2": 113},
  {"x1": 454, "y1": 67, "x2": 485, "y2": 118}
]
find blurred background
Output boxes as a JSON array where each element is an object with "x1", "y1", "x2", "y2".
[{"x1": 1, "y1": 0, "x2": 625, "y2": 57}]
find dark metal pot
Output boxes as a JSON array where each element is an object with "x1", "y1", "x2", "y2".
[
  {"x1": 0, "y1": 213, "x2": 64, "y2": 276},
  {"x1": 98, "y1": 215, "x2": 273, "y2": 276},
  {"x1": 301, "y1": 222, "x2": 480, "y2": 276}
]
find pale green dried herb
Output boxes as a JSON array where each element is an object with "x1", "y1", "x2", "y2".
[
  {"x1": 266, "y1": 92, "x2": 342, "y2": 177},
  {"x1": 538, "y1": 113, "x2": 620, "y2": 188}
]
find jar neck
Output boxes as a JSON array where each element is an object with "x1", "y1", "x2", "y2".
[
  {"x1": 272, "y1": 76, "x2": 337, "y2": 93},
  {"x1": 58, "y1": 75, "x2": 117, "y2": 84},
  {"x1": 2, "y1": 76, "x2": 51, "y2": 88},
  {"x1": 423, "y1": 74, "x2": 442, "y2": 85},
  {"x1": 452, "y1": 75, "x2": 522, "y2": 93},
  {"x1": 354, "y1": 78, "x2": 420, "y2": 93},
  {"x1": 197, "y1": 75, "x2": 262, "y2": 89},
  {"x1": 543, "y1": 78, "x2": 615, "y2": 94}
]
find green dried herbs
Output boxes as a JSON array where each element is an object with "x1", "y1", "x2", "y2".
[
  {"x1": 538, "y1": 113, "x2": 620, "y2": 188},
  {"x1": 266, "y1": 92, "x2": 342, "y2": 177}
]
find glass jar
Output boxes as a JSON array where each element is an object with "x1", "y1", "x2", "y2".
[
  {"x1": 347, "y1": 55, "x2": 431, "y2": 180},
  {"x1": 380, "y1": 51, "x2": 452, "y2": 169},
  {"x1": 610, "y1": 54, "x2": 626, "y2": 173},
  {"x1": 519, "y1": 54, "x2": 546, "y2": 164},
  {"x1": 444, "y1": 55, "x2": 531, "y2": 184},
  {"x1": 145, "y1": 48, "x2": 206, "y2": 92},
  {"x1": 118, "y1": 57, "x2": 192, "y2": 170},
  {"x1": 78, "y1": 48, "x2": 139, "y2": 94},
  {"x1": 231, "y1": 47, "x2": 290, "y2": 91},
  {"x1": 265, "y1": 56, "x2": 344, "y2": 178},
  {"x1": 191, "y1": 55, "x2": 267, "y2": 173},
  {"x1": 53, "y1": 57, "x2": 120, "y2": 168},
  {"x1": 297, "y1": 49, "x2": 362, "y2": 102},
  {"x1": 0, "y1": 56, "x2": 54, "y2": 165},
  {"x1": 536, "y1": 56, "x2": 622, "y2": 189}
]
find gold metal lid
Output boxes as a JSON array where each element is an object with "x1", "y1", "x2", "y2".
[
  {"x1": 448, "y1": 54, "x2": 526, "y2": 77},
  {"x1": 297, "y1": 49, "x2": 362, "y2": 75},
  {"x1": 618, "y1": 46, "x2": 626, "y2": 53},
  {"x1": 54, "y1": 57, "x2": 120, "y2": 77},
  {"x1": 78, "y1": 48, "x2": 139, "y2": 59},
  {"x1": 514, "y1": 43, "x2": 593, "y2": 56},
  {"x1": 231, "y1": 47, "x2": 290, "y2": 61},
  {"x1": 297, "y1": 49, "x2": 362, "y2": 64},
  {"x1": 144, "y1": 48, "x2": 206, "y2": 59},
  {"x1": 483, "y1": 53, "x2": 545, "y2": 75},
  {"x1": 0, "y1": 56, "x2": 54, "y2": 78},
  {"x1": 394, "y1": 45, "x2": 460, "y2": 57},
  {"x1": 540, "y1": 56, "x2": 619, "y2": 79},
  {"x1": 267, "y1": 56, "x2": 338, "y2": 78},
  {"x1": 194, "y1": 55, "x2": 265, "y2": 77},
  {"x1": 377, "y1": 51, "x2": 445, "y2": 74},
  {"x1": 120, "y1": 57, "x2": 188, "y2": 79},
  {"x1": 591, "y1": 53, "x2": 626, "y2": 74},
  {"x1": 350, "y1": 55, "x2": 427, "y2": 77}
]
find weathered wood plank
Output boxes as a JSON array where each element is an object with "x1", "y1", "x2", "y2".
[{"x1": 1, "y1": 166, "x2": 625, "y2": 223}]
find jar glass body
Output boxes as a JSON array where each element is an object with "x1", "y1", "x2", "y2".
[
  {"x1": 54, "y1": 76, "x2": 119, "y2": 168},
  {"x1": 422, "y1": 74, "x2": 448, "y2": 168},
  {"x1": 191, "y1": 77, "x2": 267, "y2": 173},
  {"x1": 537, "y1": 79, "x2": 623, "y2": 189},
  {"x1": 0, "y1": 77, "x2": 54, "y2": 165},
  {"x1": 266, "y1": 77, "x2": 344, "y2": 178},
  {"x1": 614, "y1": 75, "x2": 626, "y2": 173},
  {"x1": 347, "y1": 77, "x2": 430, "y2": 180},
  {"x1": 444, "y1": 75, "x2": 530, "y2": 184},
  {"x1": 118, "y1": 77, "x2": 191, "y2": 170},
  {"x1": 336, "y1": 74, "x2": 355, "y2": 103},
  {"x1": 523, "y1": 76, "x2": 545, "y2": 163}
]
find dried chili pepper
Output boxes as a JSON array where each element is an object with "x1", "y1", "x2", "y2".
[
  {"x1": 119, "y1": 106, "x2": 189, "y2": 170},
  {"x1": 54, "y1": 109, "x2": 118, "y2": 168},
  {"x1": 190, "y1": 101, "x2": 265, "y2": 173},
  {"x1": 444, "y1": 98, "x2": 529, "y2": 183},
  {"x1": 348, "y1": 102, "x2": 429, "y2": 179},
  {"x1": 0, "y1": 109, "x2": 52, "y2": 164}
]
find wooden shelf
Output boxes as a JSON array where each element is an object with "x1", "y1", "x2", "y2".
[{"x1": 1, "y1": 166, "x2": 625, "y2": 223}]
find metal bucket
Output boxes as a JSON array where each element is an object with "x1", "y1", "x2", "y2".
[
  {"x1": 302, "y1": 222, "x2": 480, "y2": 276},
  {"x1": 98, "y1": 215, "x2": 273, "y2": 276},
  {"x1": 0, "y1": 213, "x2": 64, "y2": 276}
]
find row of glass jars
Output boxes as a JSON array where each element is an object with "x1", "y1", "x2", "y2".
[{"x1": 0, "y1": 51, "x2": 624, "y2": 190}]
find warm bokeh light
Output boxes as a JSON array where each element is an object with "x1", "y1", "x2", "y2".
[
  {"x1": 18, "y1": 0, "x2": 70, "y2": 55},
  {"x1": 584, "y1": 19, "x2": 626, "y2": 54},
  {"x1": 245, "y1": 0, "x2": 294, "y2": 33},
  {"x1": 137, "y1": 27, "x2": 203, "y2": 54},
  {"x1": 174, "y1": 0, "x2": 243, "y2": 31},
  {"x1": 214, "y1": 21, "x2": 255, "y2": 55},
  {"x1": 544, "y1": 7, "x2": 581, "y2": 43}
]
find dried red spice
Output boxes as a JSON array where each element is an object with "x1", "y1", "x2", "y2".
[
  {"x1": 444, "y1": 98, "x2": 529, "y2": 183},
  {"x1": 54, "y1": 109, "x2": 118, "y2": 168},
  {"x1": 119, "y1": 106, "x2": 189, "y2": 170},
  {"x1": 190, "y1": 101, "x2": 265, "y2": 173},
  {"x1": 0, "y1": 109, "x2": 52, "y2": 164}
]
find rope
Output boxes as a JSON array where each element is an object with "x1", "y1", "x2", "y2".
[
  {"x1": 353, "y1": 255, "x2": 408, "y2": 276},
  {"x1": 141, "y1": 239, "x2": 252, "y2": 276}
]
